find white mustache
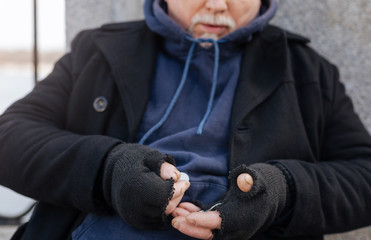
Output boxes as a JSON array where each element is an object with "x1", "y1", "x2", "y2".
[{"x1": 189, "y1": 13, "x2": 236, "y2": 30}]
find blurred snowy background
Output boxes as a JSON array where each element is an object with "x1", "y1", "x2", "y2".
[{"x1": 0, "y1": 1, "x2": 65, "y2": 237}]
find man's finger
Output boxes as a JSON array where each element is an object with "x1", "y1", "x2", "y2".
[
  {"x1": 166, "y1": 195, "x2": 183, "y2": 215},
  {"x1": 178, "y1": 202, "x2": 202, "y2": 212},
  {"x1": 171, "y1": 206, "x2": 191, "y2": 217},
  {"x1": 186, "y1": 211, "x2": 222, "y2": 230},
  {"x1": 160, "y1": 162, "x2": 181, "y2": 181},
  {"x1": 165, "y1": 181, "x2": 190, "y2": 215},
  {"x1": 172, "y1": 181, "x2": 190, "y2": 199},
  {"x1": 237, "y1": 173, "x2": 254, "y2": 192},
  {"x1": 172, "y1": 216, "x2": 213, "y2": 240}
]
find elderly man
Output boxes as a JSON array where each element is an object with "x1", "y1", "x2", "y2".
[{"x1": 0, "y1": 0, "x2": 370, "y2": 239}]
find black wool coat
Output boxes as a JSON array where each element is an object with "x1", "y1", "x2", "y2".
[{"x1": 0, "y1": 21, "x2": 370, "y2": 240}]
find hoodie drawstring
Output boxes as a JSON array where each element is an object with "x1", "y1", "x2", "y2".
[
  {"x1": 139, "y1": 37, "x2": 223, "y2": 144},
  {"x1": 194, "y1": 38, "x2": 222, "y2": 135}
]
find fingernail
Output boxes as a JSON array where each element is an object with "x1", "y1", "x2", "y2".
[
  {"x1": 172, "y1": 221, "x2": 179, "y2": 229},
  {"x1": 186, "y1": 217, "x2": 196, "y2": 225},
  {"x1": 244, "y1": 174, "x2": 253, "y2": 185},
  {"x1": 174, "y1": 170, "x2": 181, "y2": 181}
]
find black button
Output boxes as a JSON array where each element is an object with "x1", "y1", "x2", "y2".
[{"x1": 93, "y1": 96, "x2": 108, "y2": 112}]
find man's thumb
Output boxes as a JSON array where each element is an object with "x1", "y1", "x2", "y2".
[{"x1": 237, "y1": 173, "x2": 254, "y2": 192}]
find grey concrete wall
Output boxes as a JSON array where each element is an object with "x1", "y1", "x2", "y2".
[
  {"x1": 65, "y1": 1, "x2": 371, "y2": 239},
  {"x1": 65, "y1": 0, "x2": 144, "y2": 47},
  {"x1": 271, "y1": 0, "x2": 371, "y2": 133}
]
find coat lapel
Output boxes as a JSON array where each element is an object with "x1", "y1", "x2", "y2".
[
  {"x1": 230, "y1": 26, "x2": 290, "y2": 132},
  {"x1": 94, "y1": 21, "x2": 158, "y2": 141}
]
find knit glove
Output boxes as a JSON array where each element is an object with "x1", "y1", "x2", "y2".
[
  {"x1": 212, "y1": 163, "x2": 289, "y2": 240},
  {"x1": 102, "y1": 143, "x2": 176, "y2": 230}
]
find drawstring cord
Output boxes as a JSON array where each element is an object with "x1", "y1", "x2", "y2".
[
  {"x1": 193, "y1": 38, "x2": 221, "y2": 135},
  {"x1": 138, "y1": 40, "x2": 197, "y2": 144},
  {"x1": 139, "y1": 36, "x2": 224, "y2": 144}
]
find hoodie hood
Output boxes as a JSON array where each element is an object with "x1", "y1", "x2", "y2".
[
  {"x1": 144, "y1": 0, "x2": 278, "y2": 44},
  {"x1": 139, "y1": 0, "x2": 278, "y2": 144}
]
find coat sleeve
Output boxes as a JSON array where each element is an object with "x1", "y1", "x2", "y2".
[
  {"x1": 272, "y1": 64, "x2": 371, "y2": 237},
  {"x1": 0, "y1": 31, "x2": 122, "y2": 213}
]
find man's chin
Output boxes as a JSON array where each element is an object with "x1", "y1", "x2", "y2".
[
  {"x1": 191, "y1": 30, "x2": 231, "y2": 40},
  {"x1": 192, "y1": 33, "x2": 221, "y2": 48},
  {"x1": 198, "y1": 33, "x2": 220, "y2": 40}
]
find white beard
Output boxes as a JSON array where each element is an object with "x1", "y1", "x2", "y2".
[{"x1": 187, "y1": 13, "x2": 236, "y2": 42}]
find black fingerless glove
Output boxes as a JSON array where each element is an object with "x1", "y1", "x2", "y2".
[
  {"x1": 213, "y1": 163, "x2": 291, "y2": 240},
  {"x1": 102, "y1": 143, "x2": 176, "y2": 230}
]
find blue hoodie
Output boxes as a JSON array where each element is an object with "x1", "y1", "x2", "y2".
[
  {"x1": 138, "y1": 0, "x2": 277, "y2": 205},
  {"x1": 72, "y1": 1, "x2": 277, "y2": 239}
]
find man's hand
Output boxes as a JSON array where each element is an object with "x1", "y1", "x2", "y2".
[
  {"x1": 171, "y1": 164, "x2": 288, "y2": 239},
  {"x1": 171, "y1": 202, "x2": 220, "y2": 240},
  {"x1": 102, "y1": 144, "x2": 190, "y2": 230},
  {"x1": 170, "y1": 173, "x2": 254, "y2": 239},
  {"x1": 213, "y1": 164, "x2": 287, "y2": 239}
]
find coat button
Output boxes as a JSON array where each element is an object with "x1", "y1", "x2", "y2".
[{"x1": 93, "y1": 96, "x2": 108, "y2": 112}]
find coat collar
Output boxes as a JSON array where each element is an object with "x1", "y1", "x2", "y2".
[
  {"x1": 94, "y1": 21, "x2": 158, "y2": 141},
  {"x1": 94, "y1": 21, "x2": 294, "y2": 142},
  {"x1": 230, "y1": 25, "x2": 292, "y2": 132}
]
